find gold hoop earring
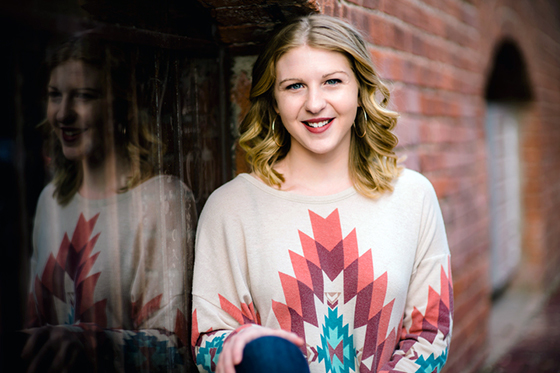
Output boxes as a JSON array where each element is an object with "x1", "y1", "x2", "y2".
[
  {"x1": 271, "y1": 117, "x2": 283, "y2": 147},
  {"x1": 354, "y1": 110, "x2": 366, "y2": 138}
]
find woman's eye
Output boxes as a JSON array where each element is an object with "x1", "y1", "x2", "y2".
[
  {"x1": 325, "y1": 79, "x2": 341, "y2": 85},
  {"x1": 286, "y1": 83, "x2": 303, "y2": 90},
  {"x1": 75, "y1": 92, "x2": 97, "y2": 100},
  {"x1": 47, "y1": 91, "x2": 61, "y2": 99}
]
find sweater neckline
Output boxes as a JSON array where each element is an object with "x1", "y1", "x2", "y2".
[
  {"x1": 72, "y1": 175, "x2": 166, "y2": 208},
  {"x1": 238, "y1": 173, "x2": 357, "y2": 204},
  {"x1": 73, "y1": 185, "x2": 133, "y2": 208}
]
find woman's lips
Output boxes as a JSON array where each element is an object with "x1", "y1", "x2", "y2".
[
  {"x1": 59, "y1": 127, "x2": 89, "y2": 143},
  {"x1": 302, "y1": 118, "x2": 334, "y2": 134}
]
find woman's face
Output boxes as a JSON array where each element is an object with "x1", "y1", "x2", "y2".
[
  {"x1": 274, "y1": 45, "x2": 359, "y2": 160},
  {"x1": 47, "y1": 60, "x2": 108, "y2": 163}
]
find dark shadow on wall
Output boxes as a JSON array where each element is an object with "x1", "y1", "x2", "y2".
[{"x1": 485, "y1": 39, "x2": 533, "y2": 102}]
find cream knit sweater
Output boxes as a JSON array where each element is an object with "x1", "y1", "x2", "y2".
[{"x1": 192, "y1": 169, "x2": 453, "y2": 373}]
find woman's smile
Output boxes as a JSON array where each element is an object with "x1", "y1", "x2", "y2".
[
  {"x1": 59, "y1": 126, "x2": 90, "y2": 143},
  {"x1": 302, "y1": 117, "x2": 334, "y2": 133}
]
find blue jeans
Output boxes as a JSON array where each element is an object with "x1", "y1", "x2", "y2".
[{"x1": 235, "y1": 336, "x2": 311, "y2": 373}]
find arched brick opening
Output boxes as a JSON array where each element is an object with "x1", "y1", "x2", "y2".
[
  {"x1": 484, "y1": 39, "x2": 533, "y2": 296},
  {"x1": 483, "y1": 38, "x2": 539, "y2": 367}
]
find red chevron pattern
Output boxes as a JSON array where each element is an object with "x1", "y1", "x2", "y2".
[
  {"x1": 27, "y1": 213, "x2": 107, "y2": 327},
  {"x1": 272, "y1": 209, "x2": 398, "y2": 370}
]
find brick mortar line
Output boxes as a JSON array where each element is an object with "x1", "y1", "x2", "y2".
[
  {"x1": 412, "y1": 0, "x2": 479, "y2": 34},
  {"x1": 340, "y1": 0, "x2": 480, "y2": 52},
  {"x1": 397, "y1": 111, "x2": 484, "y2": 121},
  {"x1": 356, "y1": 16, "x2": 482, "y2": 75},
  {"x1": 386, "y1": 79, "x2": 482, "y2": 99},
  {"x1": 396, "y1": 114, "x2": 484, "y2": 128},
  {"x1": 534, "y1": 27, "x2": 560, "y2": 52},
  {"x1": 493, "y1": 4, "x2": 560, "y2": 51},
  {"x1": 517, "y1": 0, "x2": 560, "y2": 43},
  {"x1": 389, "y1": 80, "x2": 482, "y2": 100},
  {"x1": 368, "y1": 44, "x2": 482, "y2": 80}
]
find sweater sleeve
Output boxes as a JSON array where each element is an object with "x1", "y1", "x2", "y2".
[
  {"x1": 191, "y1": 190, "x2": 260, "y2": 373},
  {"x1": 25, "y1": 180, "x2": 197, "y2": 372},
  {"x1": 107, "y1": 180, "x2": 197, "y2": 372},
  {"x1": 380, "y1": 180, "x2": 453, "y2": 372}
]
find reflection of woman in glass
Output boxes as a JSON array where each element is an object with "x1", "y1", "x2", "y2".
[
  {"x1": 23, "y1": 36, "x2": 196, "y2": 372},
  {"x1": 192, "y1": 15, "x2": 452, "y2": 373}
]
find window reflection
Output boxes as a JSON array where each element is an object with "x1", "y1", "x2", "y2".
[
  {"x1": 3, "y1": 3, "x2": 228, "y2": 370},
  {"x1": 22, "y1": 35, "x2": 199, "y2": 372}
]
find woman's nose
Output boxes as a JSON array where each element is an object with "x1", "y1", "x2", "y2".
[
  {"x1": 56, "y1": 97, "x2": 76, "y2": 124},
  {"x1": 305, "y1": 87, "x2": 326, "y2": 114}
]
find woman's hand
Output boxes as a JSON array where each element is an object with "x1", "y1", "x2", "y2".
[
  {"x1": 21, "y1": 325, "x2": 92, "y2": 373},
  {"x1": 216, "y1": 326, "x2": 304, "y2": 373}
]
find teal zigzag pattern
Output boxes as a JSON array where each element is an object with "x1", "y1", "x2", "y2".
[
  {"x1": 122, "y1": 331, "x2": 183, "y2": 370},
  {"x1": 197, "y1": 333, "x2": 227, "y2": 372},
  {"x1": 318, "y1": 308, "x2": 355, "y2": 373},
  {"x1": 414, "y1": 349, "x2": 448, "y2": 373}
]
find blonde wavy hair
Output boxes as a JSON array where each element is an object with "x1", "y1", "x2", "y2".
[
  {"x1": 44, "y1": 35, "x2": 159, "y2": 205},
  {"x1": 239, "y1": 14, "x2": 401, "y2": 198}
]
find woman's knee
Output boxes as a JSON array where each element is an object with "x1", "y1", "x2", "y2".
[{"x1": 235, "y1": 336, "x2": 310, "y2": 373}]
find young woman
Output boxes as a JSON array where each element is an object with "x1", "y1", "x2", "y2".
[
  {"x1": 23, "y1": 36, "x2": 196, "y2": 372},
  {"x1": 191, "y1": 14, "x2": 453, "y2": 373}
]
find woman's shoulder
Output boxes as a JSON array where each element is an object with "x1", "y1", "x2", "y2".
[
  {"x1": 206, "y1": 173, "x2": 252, "y2": 197},
  {"x1": 394, "y1": 168, "x2": 436, "y2": 196},
  {"x1": 384, "y1": 168, "x2": 440, "y2": 209},
  {"x1": 38, "y1": 182, "x2": 57, "y2": 199},
  {"x1": 35, "y1": 182, "x2": 59, "y2": 209},
  {"x1": 136, "y1": 175, "x2": 193, "y2": 199},
  {"x1": 199, "y1": 174, "x2": 255, "y2": 212}
]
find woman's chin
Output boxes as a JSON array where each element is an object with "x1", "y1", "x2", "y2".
[{"x1": 61, "y1": 148, "x2": 86, "y2": 162}]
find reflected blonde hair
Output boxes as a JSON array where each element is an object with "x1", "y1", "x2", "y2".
[
  {"x1": 44, "y1": 35, "x2": 159, "y2": 205},
  {"x1": 238, "y1": 14, "x2": 401, "y2": 198}
]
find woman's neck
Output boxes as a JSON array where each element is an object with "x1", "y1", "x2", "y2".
[
  {"x1": 273, "y1": 144, "x2": 353, "y2": 196},
  {"x1": 79, "y1": 149, "x2": 130, "y2": 200}
]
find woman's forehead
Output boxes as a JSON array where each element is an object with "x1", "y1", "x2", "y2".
[
  {"x1": 275, "y1": 46, "x2": 354, "y2": 79},
  {"x1": 49, "y1": 60, "x2": 103, "y2": 87}
]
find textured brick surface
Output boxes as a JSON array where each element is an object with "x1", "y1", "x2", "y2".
[
  {"x1": 488, "y1": 286, "x2": 560, "y2": 372},
  {"x1": 226, "y1": 0, "x2": 560, "y2": 371}
]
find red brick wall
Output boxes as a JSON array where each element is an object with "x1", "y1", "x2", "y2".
[
  {"x1": 318, "y1": 1, "x2": 491, "y2": 370},
  {"x1": 227, "y1": 0, "x2": 560, "y2": 371},
  {"x1": 312, "y1": 0, "x2": 560, "y2": 371}
]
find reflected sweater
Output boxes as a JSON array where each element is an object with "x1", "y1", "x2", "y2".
[
  {"x1": 27, "y1": 175, "x2": 196, "y2": 372},
  {"x1": 192, "y1": 169, "x2": 453, "y2": 373}
]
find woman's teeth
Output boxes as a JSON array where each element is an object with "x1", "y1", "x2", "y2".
[
  {"x1": 306, "y1": 119, "x2": 331, "y2": 128},
  {"x1": 63, "y1": 129, "x2": 83, "y2": 136},
  {"x1": 61, "y1": 128, "x2": 87, "y2": 136}
]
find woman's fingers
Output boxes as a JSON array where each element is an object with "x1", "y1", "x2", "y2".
[
  {"x1": 21, "y1": 326, "x2": 85, "y2": 373},
  {"x1": 21, "y1": 326, "x2": 50, "y2": 360},
  {"x1": 26, "y1": 337, "x2": 54, "y2": 373},
  {"x1": 230, "y1": 327, "x2": 266, "y2": 365},
  {"x1": 270, "y1": 328, "x2": 305, "y2": 347},
  {"x1": 216, "y1": 342, "x2": 235, "y2": 373},
  {"x1": 218, "y1": 326, "x2": 305, "y2": 372},
  {"x1": 50, "y1": 337, "x2": 81, "y2": 372}
]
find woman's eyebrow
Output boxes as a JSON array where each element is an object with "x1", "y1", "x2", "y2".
[
  {"x1": 278, "y1": 78, "x2": 301, "y2": 86},
  {"x1": 47, "y1": 86, "x2": 103, "y2": 93},
  {"x1": 323, "y1": 70, "x2": 349, "y2": 78},
  {"x1": 278, "y1": 71, "x2": 349, "y2": 85},
  {"x1": 77, "y1": 87, "x2": 103, "y2": 92}
]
